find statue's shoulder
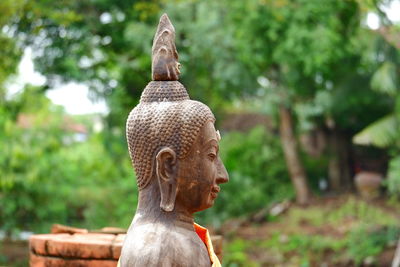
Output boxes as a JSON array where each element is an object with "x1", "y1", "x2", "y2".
[{"x1": 120, "y1": 223, "x2": 210, "y2": 267}]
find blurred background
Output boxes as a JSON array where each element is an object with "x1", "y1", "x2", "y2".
[{"x1": 1, "y1": 0, "x2": 400, "y2": 266}]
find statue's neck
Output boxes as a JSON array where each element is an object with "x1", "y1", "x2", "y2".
[{"x1": 134, "y1": 181, "x2": 195, "y2": 231}]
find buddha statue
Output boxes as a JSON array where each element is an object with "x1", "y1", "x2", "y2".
[{"x1": 119, "y1": 14, "x2": 229, "y2": 267}]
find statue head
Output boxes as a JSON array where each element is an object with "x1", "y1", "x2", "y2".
[{"x1": 126, "y1": 14, "x2": 228, "y2": 214}]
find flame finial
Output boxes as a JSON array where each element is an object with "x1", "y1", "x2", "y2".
[{"x1": 152, "y1": 14, "x2": 180, "y2": 81}]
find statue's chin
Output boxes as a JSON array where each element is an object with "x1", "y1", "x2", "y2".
[{"x1": 194, "y1": 196, "x2": 216, "y2": 213}]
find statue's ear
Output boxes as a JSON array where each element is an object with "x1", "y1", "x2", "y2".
[{"x1": 156, "y1": 147, "x2": 178, "y2": 212}]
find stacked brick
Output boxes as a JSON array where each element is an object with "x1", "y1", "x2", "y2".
[{"x1": 29, "y1": 233, "x2": 124, "y2": 267}]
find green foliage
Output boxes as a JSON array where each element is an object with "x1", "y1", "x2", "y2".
[
  {"x1": 223, "y1": 239, "x2": 258, "y2": 267},
  {"x1": 347, "y1": 225, "x2": 400, "y2": 265},
  {"x1": 0, "y1": 86, "x2": 136, "y2": 234},
  {"x1": 353, "y1": 32, "x2": 400, "y2": 198},
  {"x1": 258, "y1": 225, "x2": 399, "y2": 265},
  {"x1": 261, "y1": 233, "x2": 346, "y2": 264},
  {"x1": 8, "y1": 0, "x2": 368, "y2": 119},
  {"x1": 0, "y1": 0, "x2": 24, "y2": 94},
  {"x1": 262, "y1": 197, "x2": 398, "y2": 264},
  {"x1": 286, "y1": 197, "x2": 397, "y2": 228},
  {"x1": 371, "y1": 62, "x2": 398, "y2": 96},
  {"x1": 197, "y1": 126, "x2": 293, "y2": 226},
  {"x1": 354, "y1": 56, "x2": 400, "y2": 148},
  {"x1": 7, "y1": 0, "x2": 398, "y2": 204},
  {"x1": 353, "y1": 114, "x2": 398, "y2": 147},
  {"x1": 226, "y1": 0, "x2": 361, "y2": 96}
]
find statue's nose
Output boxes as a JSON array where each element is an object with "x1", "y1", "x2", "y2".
[{"x1": 216, "y1": 157, "x2": 229, "y2": 184}]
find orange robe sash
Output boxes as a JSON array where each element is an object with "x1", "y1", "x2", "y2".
[{"x1": 194, "y1": 223, "x2": 221, "y2": 267}]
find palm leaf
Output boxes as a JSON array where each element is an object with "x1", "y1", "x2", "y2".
[
  {"x1": 353, "y1": 114, "x2": 398, "y2": 148},
  {"x1": 371, "y1": 62, "x2": 397, "y2": 96}
]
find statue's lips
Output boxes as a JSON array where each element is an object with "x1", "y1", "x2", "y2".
[{"x1": 211, "y1": 186, "x2": 220, "y2": 199}]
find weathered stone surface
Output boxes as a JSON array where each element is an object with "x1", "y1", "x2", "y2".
[
  {"x1": 30, "y1": 234, "x2": 71, "y2": 255},
  {"x1": 51, "y1": 224, "x2": 89, "y2": 234},
  {"x1": 48, "y1": 233, "x2": 115, "y2": 259},
  {"x1": 111, "y1": 234, "x2": 125, "y2": 260},
  {"x1": 29, "y1": 232, "x2": 124, "y2": 266}
]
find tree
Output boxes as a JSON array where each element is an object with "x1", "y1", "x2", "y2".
[{"x1": 218, "y1": 0, "x2": 368, "y2": 203}]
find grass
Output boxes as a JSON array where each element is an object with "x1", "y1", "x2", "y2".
[
  {"x1": 286, "y1": 196, "x2": 397, "y2": 228},
  {"x1": 222, "y1": 196, "x2": 400, "y2": 266}
]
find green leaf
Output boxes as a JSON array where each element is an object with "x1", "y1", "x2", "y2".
[
  {"x1": 353, "y1": 114, "x2": 398, "y2": 147},
  {"x1": 371, "y1": 62, "x2": 398, "y2": 96}
]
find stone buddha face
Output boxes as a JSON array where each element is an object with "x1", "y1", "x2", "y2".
[
  {"x1": 151, "y1": 110, "x2": 229, "y2": 214},
  {"x1": 158, "y1": 120, "x2": 229, "y2": 214}
]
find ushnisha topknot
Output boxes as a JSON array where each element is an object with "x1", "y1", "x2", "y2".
[
  {"x1": 126, "y1": 14, "x2": 215, "y2": 190},
  {"x1": 152, "y1": 13, "x2": 180, "y2": 81}
]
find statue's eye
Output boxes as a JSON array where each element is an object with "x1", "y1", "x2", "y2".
[{"x1": 208, "y1": 153, "x2": 216, "y2": 161}]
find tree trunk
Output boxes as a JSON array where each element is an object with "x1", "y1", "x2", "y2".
[
  {"x1": 328, "y1": 129, "x2": 353, "y2": 192},
  {"x1": 328, "y1": 130, "x2": 341, "y2": 191},
  {"x1": 279, "y1": 106, "x2": 311, "y2": 205},
  {"x1": 339, "y1": 134, "x2": 353, "y2": 190}
]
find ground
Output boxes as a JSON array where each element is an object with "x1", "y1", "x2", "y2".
[{"x1": 220, "y1": 195, "x2": 400, "y2": 267}]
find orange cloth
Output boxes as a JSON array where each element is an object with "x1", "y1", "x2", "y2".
[
  {"x1": 117, "y1": 223, "x2": 220, "y2": 267},
  {"x1": 194, "y1": 223, "x2": 221, "y2": 267}
]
